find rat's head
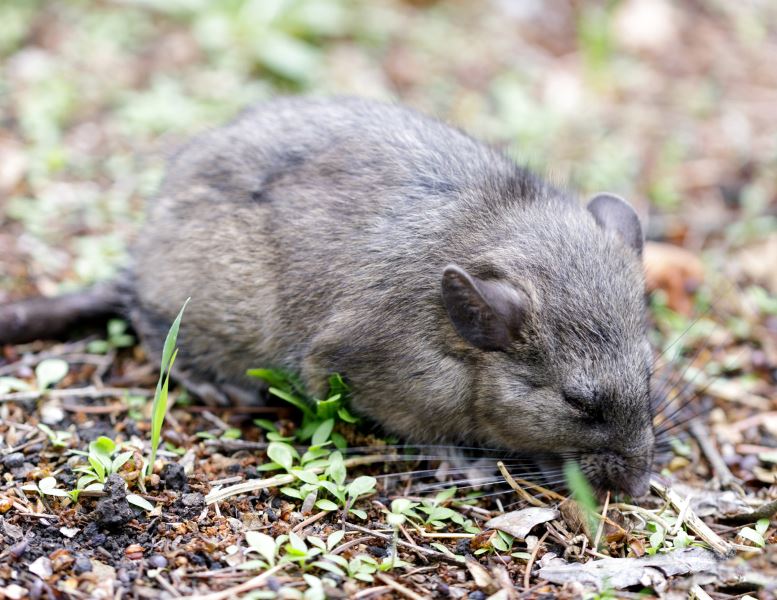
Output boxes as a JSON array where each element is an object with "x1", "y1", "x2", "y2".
[{"x1": 441, "y1": 193, "x2": 654, "y2": 497}]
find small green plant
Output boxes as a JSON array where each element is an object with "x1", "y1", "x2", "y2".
[
  {"x1": 739, "y1": 518, "x2": 770, "y2": 548},
  {"x1": 35, "y1": 358, "x2": 69, "y2": 390},
  {"x1": 147, "y1": 299, "x2": 189, "y2": 476},
  {"x1": 86, "y1": 318, "x2": 135, "y2": 354},
  {"x1": 387, "y1": 488, "x2": 479, "y2": 534},
  {"x1": 564, "y1": 461, "x2": 599, "y2": 536},
  {"x1": 37, "y1": 423, "x2": 72, "y2": 448},
  {"x1": 70, "y1": 435, "x2": 153, "y2": 510},
  {"x1": 21, "y1": 476, "x2": 70, "y2": 499},
  {"x1": 73, "y1": 435, "x2": 134, "y2": 489},
  {"x1": 248, "y1": 369, "x2": 358, "y2": 446}
]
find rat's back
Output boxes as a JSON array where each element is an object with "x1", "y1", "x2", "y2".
[{"x1": 130, "y1": 97, "x2": 548, "y2": 396}]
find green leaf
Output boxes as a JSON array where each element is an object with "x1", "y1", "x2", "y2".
[
  {"x1": 347, "y1": 476, "x2": 376, "y2": 499},
  {"x1": 327, "y1": 530, "x2": 345, "y2": 551},
  {"x1": 147, "y1": 299, "x2": 188, "y2": 476},
  {"x1": 293, "y1": 469, "x2": 320, "y2": 485},
  {"x1": 281, "y1": 487, "x2": 303, "y2": 499},
  {"x1": 311, "y1": 419, "x2": 334, "y2": 447},
  {"x1": 331, "y1": 432, "x2": 348, "y2": 449},
  {"x1": 434, "y1": 487, "x2": 457, "y2": 504},
  {"x1": 268, "y1": 387, "x2": 314, "y2": 419},
  {"x1": 112, "y1": 451, "x2": 133, "y2": 473},
  {"x1": 38, "y1": 476, "x2": 68, "y2": 497},
  {"x1": 267, "y1": 442, "x2": 296, "y2": 471},
  {"x1": 35, "y1": 358, "x2": 69, "y2": 390},
  {"x1": 563, "y1": 461, "x2": 598, "y2": 532},
  {"x1": 755, "y1": 518, "x2": 770, "y2": 535},
  {"x1": 88, "y1": 455, "x2": 106, "y2": 481},
  {"x1": 127, "y1": 494, "x2": 155, "y2": 511},
  {"x1": 739, "y1": 527, "x2": 766, "y2": 548},
  {"x1": 246, "y1": 531, "x2": 277, "y2": 565},
  {"x1": 337, "y1": 407, "x2": 360, "y2": 424},
  {"x1": 327, "y1": 451, "x2": 346, "y2": 486},
  {"x1": 0, "y1": 377, "x2": 32, "y2": 394},
  {"x1": 315, "y1": 499, "x2": 339, "y2": 512},
  {"x1": 254, "y1": 419, "x2": 278, "y2": 432},
  {"x1": 349, "y1": 508, "x2": 368, "y2": 520},
  {"x1": 311, "y1": 560, "x2": 345, "y2": 577},
  {"x1": 288, "y1": 531, "x2": 307, "y2": 553}
]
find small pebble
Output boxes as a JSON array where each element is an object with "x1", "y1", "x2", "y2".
[
  {"x1": 73, "y1": 555, "x2": 92, "y2": 574},
  {"x1": 468, "y1": 592, "x2": 486, "y2": 600},
  {"x1": 147, "y1": 554, "x2": 168, "y2": 569},
  {"x1": 181, "y1": 492, "x2": 204, "y2": 508},
  {"x1": 4, "y1": 452, "x2": 25, "y2": 469}
]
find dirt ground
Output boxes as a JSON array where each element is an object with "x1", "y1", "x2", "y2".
[{"x1": 1, "y1": 1, "x2": 776, "y2": 598}]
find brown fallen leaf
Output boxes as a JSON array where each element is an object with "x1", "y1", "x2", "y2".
[{"x1": 644, "y1": 241, "x2": 705, "y2": 315}]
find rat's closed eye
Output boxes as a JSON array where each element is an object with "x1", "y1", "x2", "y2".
[{"x1": 563, "y1": 391, "x2": 604, "y2": 423}]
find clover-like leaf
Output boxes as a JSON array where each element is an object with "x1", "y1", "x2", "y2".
[
  {"x1": 35, "y1": 359, "x2": 69, "y2": 390},
  {"x1": 246, "y1": 531, "x2": 277, "y2": 566}
]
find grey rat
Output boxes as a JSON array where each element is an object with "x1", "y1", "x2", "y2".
[{"x1": 0, "y1": 97, "x2": 654, "y2": 496}]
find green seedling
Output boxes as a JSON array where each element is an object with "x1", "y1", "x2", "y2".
[
  {"x1": 387, "y1": 488, "x2": 479, "y2": 533},
  {"x1": 72, "y1": 435, "x2": 134, "y2": 489},
  {"x1": 739, "y1": 518, "x2": 770, "y2": 548},
  {"x1": 0, "y1": 377, "x2": 32, "y2": 394},
  {"x1": 147, "y1": 298, "x2": 189, "y2": 476},
  {"x1": 86, "y1": 318, "x2": 135, "y2": 354},
  {"x1": 35, "y1": 358, "x2": 69, "y2": 390},
  {"x1": 21, "y1": 476, "x2": 69, "y2": 499},
  {"x1": 564, "y1": 461, "x2": 599, "y2": 537},
  {"x1": 37, "y1": 423, "x2": 72, "y2": 448},
  {"x1": 248, "y1": 369, "x2": 357, "y2": 446}
]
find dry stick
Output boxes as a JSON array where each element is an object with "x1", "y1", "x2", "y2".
[
  {"x1": 205, "y1": 454, "x2": 389, "y2": 504},
  {"x1": 610, "y1": 503, "x2": 673, "y2": 532},
  {"x1": 689, "y1": 584, "x2": 714, "y2": 600},
  {"x1": 353, "y1": 585, "x2": 393, "y2": 599},
  {"x1": 0, "y1": 386, "x2": 153, "y2": 403},
  {"x1": 523, "y1": 530, "x2": 549, "y2": 590},
  {"x1": 592, "y1": 491, "x2": 610, "y2": 550},
  {"x1": 510, "y1": 475, "x2": 565, "y2": 502},
  {"x1": 689, "y1": 420, "x2": 739, "y2": 489},
  {"x1": 291, "y1": 510, "x2": 328, "y2": 533},
  {"x1": 177, "y1": 564, "x2": 285, "y2": 600},
  {"x1": 650, "y1": 479, "x2": 735, "y2": 558},
  {"x1": 374, "y1": 573, "x2": 426, "y2": 600},
  {"x1": 497, "y1": 461, "x2": 546, "y2": 507},
  {"x1": 345, "y1": 523, "x2": 464, "y2": 565},
  {"x1": 723, "y1": 498, "x2": 777, "y2": 524}
]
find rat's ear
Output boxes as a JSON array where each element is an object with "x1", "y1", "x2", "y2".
[
  {"x1": 587, "y1": 193, "x2": 644, "y2": 256},
  {"x1": 441, "y1": 265, "x2": 527, "y2": 351}
]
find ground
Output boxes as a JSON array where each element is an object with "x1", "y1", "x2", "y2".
[{"x1": 1, "y1": 1, "x2": 776, "y2": 598}]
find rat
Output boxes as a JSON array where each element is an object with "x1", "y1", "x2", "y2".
[{"x1": 0, "y1": 97, "x2": 654, "y2": 496}]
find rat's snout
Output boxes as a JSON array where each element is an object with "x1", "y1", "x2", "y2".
[{"x1": 578, "y1": 448, "x2": 653, "y2": 498}]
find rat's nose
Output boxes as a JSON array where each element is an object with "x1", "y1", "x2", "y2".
[{"x1": 580, "y1": 449, "x2": 652, "y2": 497}]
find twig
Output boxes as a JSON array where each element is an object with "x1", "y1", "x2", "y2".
[
  {"x1": 345, "y1": 523, "x2": 463, "y2": 565},
  {"x1": 523, "y1": 530, "x2": 549, "y2": 590},
  {"x1": 205, "y1": 454, "x2": 391, "y2": 504},
  {"x1": 353, "y1": 585, "x2": 392, "y2": 599},
  {"x1": 510, "y1": 475, "x2": 565, "y2": 502},
  {"x1": 690, "y1": 421, "x2": 738, "y2": 489},
  {"x1": 650, "y1": 479, "x2": 735, "y2": 558},
  {"x1": 689, "y1": 584, "x2": 714, "y2": 600},
  {"x1": 497, "y1": 461, "x2": 546, "y2": 507},
  {"x1": 592, "y1": 491, "x2": 610, "y2": 550},
  {"x1": 0, "y1": 386, "x2": 152, "y2": 403},
  {"x1": 374, "y1": 573, "x2": 426, "y2": 600},
  {"x1": 722, "y1": 498, "x2": 777, "y2": 524},
  {"x1": 177, "y1": 564, "x2": 285, "y2": 600},
  {"x1": 291, "y1": 510, "x2": 328, "y2": 533}
]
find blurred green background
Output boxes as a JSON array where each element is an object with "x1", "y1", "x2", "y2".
[{"x1": 1, "y1": 0, "x2": 776, "y2": 299}]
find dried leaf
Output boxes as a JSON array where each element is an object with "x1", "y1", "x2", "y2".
[{"x1": 485, "y1": 507, "x2": 558, "y2": 541}]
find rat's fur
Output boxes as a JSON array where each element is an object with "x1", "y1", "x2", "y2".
[
  {"x1": 0, "y1": 97, "x2": 654, "y2": 495},
  {"x1": 129, "y1": 97, "x2": 654, "y2": 495}
]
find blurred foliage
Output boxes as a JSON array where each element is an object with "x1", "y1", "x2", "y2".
[{"x1": 0, "y1": 0, "x2": 775, "y2": 301}]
